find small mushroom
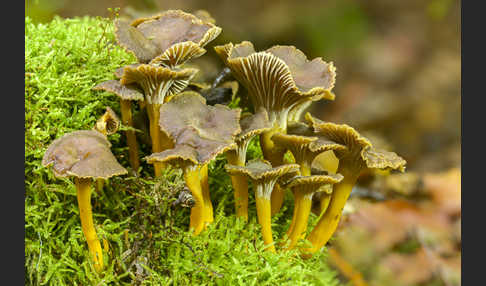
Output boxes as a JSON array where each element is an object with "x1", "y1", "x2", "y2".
[
  {"x1": 42, "y1": 130, "x2": 127, "y2": 272},
  {"x1": 115, "y1": 10, "x2": 221, "y2": 66},
  {"x1": 121, "y1": 64, "x2": 199, "y2": 176},
  {"x1": 152, "y1": 91, "x2": 241, "y2": 233},
  {"x1": 272, "y1": 126, "x2": 346, "y2": 239},
  {"x1": 93, "y1": 107, "x2": 122, "y2": 192},
  {"x1": 93, "y1": 80, "x2": 144, "y2": 172},
  {"x1": 225, "y1": 159, "x2": 300, "y2": 252},
  {"x1": 303, "y1": 113, "x2": 406, "y2": 255},
  {"x1": 282, "y1": 174, "x2": 343, "y2": 250},
  {"x1": 226, "y1": 108, "x2": 271, "y2": 219},
  {"x1": 93, "y1": 106, "x2": 121, "y2": 136}
]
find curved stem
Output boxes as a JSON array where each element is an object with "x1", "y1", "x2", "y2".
[
  {"x1": 226, "y1": 150, "x2": 249, "y2": 220},
  {"x1": 319, "y1": 194, "x2": 332, "y2": 217},
  {"x1": 95, "y1": 178, "x2": 104, "y2": 193},
  {"x1": 304, "y1": 171, "x2": 358, "y2": 255},
  {"x1": 284, "y1": 161, "x2": 311, "y2": 242},
  {"x1": 147, "y1": 103, "x2": 174, "y2": 176},
  {"x1": 200, "y1": 164, "x2": 213, "y2": 225},
  {"x1": 287, "y1": 194, "x2": 313, "y2": 250},
  {"x1": 184, "y1": 166, "x2": 205, "y2": 235},
  {"x1": 261, "y1": 128, "x2": 288, "y2": 215},
  {"x1": 255, "y1": 185, "x2": 276, "y2": 252},
  {"x1": 282, "y1": 189, "x2": 302, "y2": 245},
  {"x1": 120, "y1": 99, "x2": 140, "y2": 172},
  {"x1": 75, "y1": 178, "x2": 104, "y2": 272}
]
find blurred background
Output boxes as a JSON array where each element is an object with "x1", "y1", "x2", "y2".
[{"x1": 26, "y1": 0, "x2": 461, "y2": 285}]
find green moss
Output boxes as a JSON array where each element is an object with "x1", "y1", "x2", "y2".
[{"x1": 25, "y1": 16, "x2": 340, "y2": 285}]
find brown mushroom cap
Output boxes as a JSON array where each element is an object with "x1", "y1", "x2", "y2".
[
  {"x1": 237, "y1": 108, "x2": 272, "y2": 143},
  {"x1": 272, "y1": 132, "x2": 346, "y2": 165},
  {"x1": 116, "y1": 10, "x2": 221, "y2": 65},
  {"x1": 305, "y1": 113, "x2": 406, "y2": 172},
  {"x1": 158, "y1": 91, "x2": 241, "y2": 165},
  {"x1": 286, "y1": 121, "x2": 314, "y2": 136},
  {"x1": 42, "y1": 130, "x2": 127, "y2": 179},
  {"x1": 114, "y1": 19, "x2": 160, "y2": 63},
  {"x1": 266, "y1": 45, "x2": 336, "y2": 96},
  {"x1": 225, "y1": 159, "x2": 300, "y2": 184},
  {"x1": 193, "y1": 9, "x2": 216, "y2": 24},
  {"x1": 94, "y1": 107, "x2": 121, "y2": 135},
  {"x1": 305, "y1": 112, "x2": 372, "y2": 155},
  {"x1": 214, "y1": 41, "x2": 336, "y2": 129},
  {"x1": 121, "y1": 64, "x2": 198, "y2": 104},
  {"x1": 114, "y1": 64, "x2": 142, "y2": 79},
  {"x1": 144, "y1": 144, "x2": 198, "y2": 168},
  {"x1": 149, "y1": 42, "x2": 207, "y2": 68},
  {"x1": 285, "y1": 174, "x2": 343, "y2": 194},
  {"x1": 362, "y1": 148, "x2": 407, "y2": 172},
  {"x1": 92, "y1": 79, "x2": 144, "y2": 101}
]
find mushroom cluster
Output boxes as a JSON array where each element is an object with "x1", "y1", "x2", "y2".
[{"x1": 41, "y1": 9, "x2": 407, "y2": 273}]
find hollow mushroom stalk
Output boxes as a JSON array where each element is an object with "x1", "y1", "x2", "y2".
[
  {"x1": 214, "y1": 41, "x2": 336, "y2": 214},
  {"x1": 42, "y1": 130, "x2": 127, "y2": 272},
  {"x1": 156, "y1": 91, "x2": 241, "y2": 231},
  {"x1": 272, "y1": 127, "x2": 346, "y2": 239},
  {"x1": 282, "y1": 174, "x2": 343, "y2": 250},
  {"x1": 120, "y1": 64, "x2": 198, "y2": 177},
  {"x1": 302, "y1": 113, "x2": 407, "y2": 255},
  {"x1": 114, "y1": 10, "x2": 221, "y2": 66},
  {"x1": 93, "y1": 80, "x2": 144, "y2": 173},
  {"x1": 225, "y1": 159, "x2": 300, "y2": 252},
  {"x1": 226, "y1": 108, "x2": 271, "y2": 220}
]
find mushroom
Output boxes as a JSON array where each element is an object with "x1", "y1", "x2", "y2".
[
  {"x1": 225, "y1": 159, "x2": 300, "y2": 252},
  {"x1": 93, "y1": 106, "x2": 121, "y2": 136},
  {"x1": 92, "y1": 107, "x2": 122, "y2": 192},
  {"x1": 226, "y1": 108, "x2": 271, "y2": 219},
  {"x1": 302, "y1": 113, "x2": 406, "y2": 255},
  {"x1": 114, "y1": 10, "x2": 221, "y2": 66},
  {"x1": 120, "y1": 64, "x2": 199, "y2": 176},
  {"x1": 93, "y1": 80, "x2": 144, "y2": 172},
  {"x1": 282, "y1": 174, "x2": 343, "y2": 250},
  {"x1": 214, "y1": 41, "x2": 336, "y2": 214},
  {"x1": 147, "y1": 91, "x2": 241, "y2": 233},
  {"x1": 271, "y1": 124, "x2": 346, "y2": 239},
  {"x1": 42, "y1": 130, "x2": 127, "y2": 272}
]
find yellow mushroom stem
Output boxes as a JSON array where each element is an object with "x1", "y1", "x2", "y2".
[
  {"x1": 304, "y1": 170, "x2": 359, "y2": 256},
  {"x1": 286, "y1": 191, "x2": 314, "y2": 250},
  {"x1": 199, "y1": 163, "x2": 214, "y2": 225},
  {"x1": 284, "y1": 191, "x2": 302, "y2": 242},
  {"x1": 120, "y1": 99, "x2": 140, "y2": 172},
  {"x1": 147, "y1": 103, "x2": 174, "y2": 176},
  {"x1": 318, "y1": 193, "x2": 332, "y2": 217},
  {"x1": 95, "y1": 178, "x2": 104, "y2": 193},
  {"x1": 260, "y1": 128, "x2": 288, "y2": 215},
  {"x1": 75, "y1": 177, "x2": 104, "y2": 272},
  {"x1": 184, "y1": 165, "x2": 206, "y2": 235},
  {"x1": 284, "y1": 161, "x2": 311, "y2": 244},
  {"x1": 226, "y1": 150, "x2": 249, "y2": 220},
  {"x1": 255, "y1": 182, "x2": 277, "y2": 252}
]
